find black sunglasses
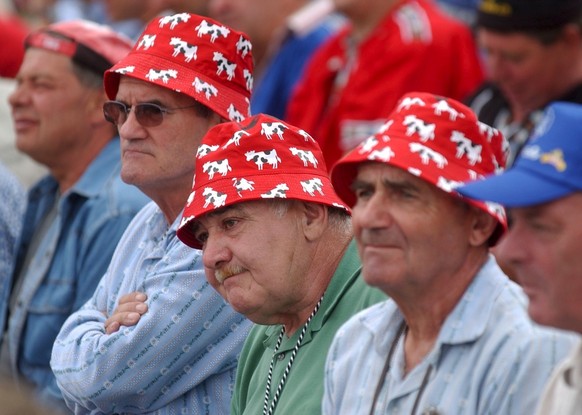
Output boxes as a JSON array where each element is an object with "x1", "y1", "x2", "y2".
[{"x1": 103, "y1": 100, "x2": 198, "y2": 127}]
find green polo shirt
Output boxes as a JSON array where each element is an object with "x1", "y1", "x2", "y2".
[{"x1": 231, "y1": 240, "x2": 387, "y2": 414}]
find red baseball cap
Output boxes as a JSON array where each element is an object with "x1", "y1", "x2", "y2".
[
  {"x1": 25, "y1": 20, "x2": 133, "y2": 75},
  {"x1": 104, "y1": 13, "x2": 254, "y2": 122},
  {"x1": 331, "y1": 92, "x2": 508, "y2": 244},
  {"x1": 177, "y1": 113, "x2": 349, "y2": 249}
]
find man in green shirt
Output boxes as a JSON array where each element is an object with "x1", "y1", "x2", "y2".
[{"x1": 177, "y1": 113, "x2": 386, "y2": 415}]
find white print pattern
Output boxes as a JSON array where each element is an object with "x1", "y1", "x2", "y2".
[
  {"x1": 450, "y1": 131, "x2": 482, "y2": 166},
  {"x1": 368, "y1": 146, "x2": 395, "y2": 162},
  {"x1": 202, "y1": 159, "x2": 232, "y2": 179},
  {"x1": 193, "y1": 77, "x2": 218, "y2": 100},
  {"x1": 436, "y1": 176, "x2": 462, "y2": 193},
  {"x1": 232, "y1": 178, "x2": 254, "y2": 197},
  {"x1": 159, "y1": 13, "x2": 191, "y2": 29},
  {"x1": 404, "y1": 115, "x2": 435, "y2": 142},
  {"x1": 409, "y1": 142, "x2": 448, "y2": 168},
  {"x1": 236, "y1": 35, "x2": 252, "y2": 58},
  {"x1": 227, "y1": 104, "x2": 244, "y2": 122},
  {"x1": 196, "y1": 144, "x2": 219, "y2": 159},
  {"x1": 397, "y1": 96, "x2": 425, "y2": 111},
  {"x1": 432, "y1": 100, "x2": 465, "y2": 121},
  {"x1": 203, "y1": 187, "x2": 227, "y2": 208},
  {"x1": 245, "y1": 149, "x2": 281, "y2": 170},
  {"x1": 359, "y1": 136, "x2": 378, "y2": 153},
  {"x1": 289, "y1": 148, "x2": 318, "y2": 167},
  {"x1": 146, "y1": 69, "x2": 178, "y2": 84},
  {"x1": 170, "y1": 37, "x2": 197, "y2": 62},
  {"x1": 213, "y1": 52, "x2": 236, "y2": 80},
  {"x1": 261, "y1": 183, "x2": 289, "y2": 198},
  {"x1": 114, "y1": 66, "x2": 135, "y2": 75},
  {"x1": 223, "y1": 130, "x2": 251, "y2": 148},
  {"x1": 137, "y1": 34, "x2": 156, "y2": 50},
  {"x1": 301, "y1": 178, "x2": 324, "y2": 196},
  {"x1": 260, "y1": 122, "x2": 287, "y2": 140},
  {"x1": 195, "y1": 20, "x2": 230, "y2": 42}
]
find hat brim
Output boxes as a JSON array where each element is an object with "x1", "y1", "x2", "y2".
[
  {"x1": 178, "y1": 171, "x2": 349, "y2": 249},
  {"x1": 458, "y1": 167, "x2": 576, "y2": 208}
]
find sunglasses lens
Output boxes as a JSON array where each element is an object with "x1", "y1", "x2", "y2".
[
  {"x1": 103, "y1": 101, "x2": 126, "y2": 125},
  {"x1": 135, "y1": 104, "x2": 164, "y2": 127}
]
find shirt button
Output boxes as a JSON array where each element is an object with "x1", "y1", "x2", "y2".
[{"x1": 277, "y1": 353, "x2": 285, "y2": 361}]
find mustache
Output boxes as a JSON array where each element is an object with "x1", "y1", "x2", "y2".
[
  {"x1": 215, "y1": 264, "x2": 247, "y2": 284},
  {"x1": 359, "y1": 228, "x2": 397, "y2": 246}
]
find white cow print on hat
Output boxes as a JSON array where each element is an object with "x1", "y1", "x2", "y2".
[
  {"x1": 261, "y1": 183, "x2": 289, "y2": 198},
  {"x1": 202, "y1": 159, "x2": 232, "y2": 179},
  {"x1": 432, "y1": 99, "x2": 465, "y2": 121},
  {"x1": 159, "y1": 13, "x2": 191, "y2": 29},
  {"x1": 404, "y1": 115, "x2": 435, "y2": 142},
  {"x1": 450, "y1": 131, "x2": 482, "y2": 165},
  {"x1": 170, "y1": 37, "x2": 197, "y2": 62},
  {"x1": 261, "y1": 122, "x2": 287, "y2": 140},
  {"x1": 137, "y1": 34, "x2": 156, "y2": 50},
  {"x1": 397, "y1": 96, "x2": 426, "y2": 111},
  {"x1": 193, "y1": 77, "x2": 218, "y2": 100},
  {"x1": 227, "y1": 104, "x2": 244, "y2": 122},
  {"x1": 409, "y1": 142, "x2": 448, "y2": 168},
  {"x1": 195, "y1": 19, "x2": 230, "y2": 42},
  {"x1": 213, "y1": 52, "x2": 237, "y2": 80},
  {"x1": 196, "y1": 144, "x2": 219, "y2": 159},
  {"x1": 289, "y1": 148, "x2": 318, "y2": 168},
  {"x1": 232, "y1": 178, "x2": 254, "y2": 197},
  {"x1": 202, "y1": 187, "x2": 227, "y2": 208},
  {"x1": 301, "y1": 178, "x2": 324, "y2": 196},
  {"x1": 223, "y1": 130, "x2": 251, "y2": 149},
  {"x1": 245, "y1": 149, "x2": 281, "y2": 170},
  {"x1": 146, "y1": 68, "x2": 178, "y2": 84}
]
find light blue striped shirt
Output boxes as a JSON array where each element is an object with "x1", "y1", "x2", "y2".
[
  {"x1": 323, "y1": 256, "x2": 578, "y2": 415},
  {"x1": 51, "y1": 201, "x2": 251, "y2": 414}
]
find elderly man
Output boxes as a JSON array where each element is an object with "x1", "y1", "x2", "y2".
[
  {"x1": 324, "y1": 92, "x2": 577, "y2": 414},
  {"x1": 2, "y1": 20, "x2": 149, "y2": 411},
  {"x1": 50, "y1": 14, "x2": 255, "y2": 414},
  {"x1": 467, "y1": 0, "x2": 582, "y2": 165},
  {"x1": 176, "y1": 113, "x2": 386, "y2": 414},
  {"x1": 458, "y1": 101, "x2": 582, "y2": 414}
]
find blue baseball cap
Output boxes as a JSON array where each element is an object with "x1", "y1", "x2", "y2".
[{"x1": 458, "y1": 101, "x2": 582, "y2": 207}]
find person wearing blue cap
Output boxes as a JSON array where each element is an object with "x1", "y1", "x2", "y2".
[{"x1": 458, "y1": 101, "x2": 582, "y2": 414}]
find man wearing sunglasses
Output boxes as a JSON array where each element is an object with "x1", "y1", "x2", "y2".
[
  {"x1": 2, "y1": 20, "x2": 149, "y2": 413},
  {"x1": 50, "y1": 13, "x2": 255, "y2": 414}
]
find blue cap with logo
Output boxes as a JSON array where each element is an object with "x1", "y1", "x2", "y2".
[{"x1": 458, "y1": 101, "x2": 582, "y2": 207}]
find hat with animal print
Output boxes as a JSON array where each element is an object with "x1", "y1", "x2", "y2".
[
  {"x1": 330, "y1": 92, "x2": 508, "y2": 244},
  {"x1": 104, "y1": 13, "x2": 254, "y2": 122},
  {"x1": 177, "y1": 113, "x2": 349, "y2": 249}
]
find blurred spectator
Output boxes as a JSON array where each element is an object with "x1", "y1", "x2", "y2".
[
  {"x1": 1, "y1": 20, "x2": 148, "y2": 412},
  {"x1": 436, "y1": 0, "x2": 479, "y2": 27},
  {"x1": 287, "y1": 0, "x2": 484, "y2": 169},
  {"x1": 209, "y1": 0, "x2": 344, "y2": 119},
  {"x1": 0, "y1": 377, "x2": 62, "y2": 415},
  {"x1": 0, "y1": 0, "x2": 29, "y2": 78},
  {"x1": 466, "y1": 0, "x2": 582, "y2": 165}
]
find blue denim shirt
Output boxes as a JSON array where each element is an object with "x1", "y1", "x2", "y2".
[
  {"x1": 1, "y1": 137, "x2": 149, "y2": 409},
  {"x1": 0, "y1": 163, "x2": 25, "y2": 339}
]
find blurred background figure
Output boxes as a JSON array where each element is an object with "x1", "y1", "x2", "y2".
[
  {"x1": 467, "y1": 0, "x2": 582, "y2": 165},
  {"x1": 1, "y1": 20, "x2": 149, "y2": 412},
  {"x1": 0, "y1": 0, "x2": 29, "y2": 78},
  {"x1": 436, "y1": 0, "x2": 479, "y2": 27},
  {"x1": 287, "y1": 0, "x2": 484, "y2": 169},
  {"x1": 209, "y1": 0, "x2": 343, "y2": 119}
]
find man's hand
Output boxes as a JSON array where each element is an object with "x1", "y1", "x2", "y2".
[{"x1": 105, "y1": 292, "x2": 148, "y2": 334}]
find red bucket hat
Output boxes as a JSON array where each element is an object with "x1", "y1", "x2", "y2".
[
  {"x1": 331, "y1": 92, "x2": 508, "y2": 243},
  {"x1": 104, "y1": 13, "x2": 254, "y2": 122},
  {"x1": 177, "y1": 114, "x2": 350, "y2": 249},
  {"x1": 25, "y1": 20, "x2": 133, "y2": 75}
]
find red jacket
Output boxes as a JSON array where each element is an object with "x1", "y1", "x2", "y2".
[{"x1": 287, "y1": 0, "x2": 484, "y2": 169}]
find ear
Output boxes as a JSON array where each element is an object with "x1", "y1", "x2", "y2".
[
  {"x1": 300, "y1": 202, "x2": 328, "y2": 242},
  {"x1": 468, "y1": 206, "x2": 497, "y2": 247}
]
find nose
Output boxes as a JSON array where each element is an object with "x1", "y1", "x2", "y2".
[
  {"x1": 117, "y1": 106, "x2": 145, "y2": 139},
  {"x1": 352, "y1": 192, "x2": 392, "y2": 229},
  {"x1": 202, "y1": 232, "x2": 232, "y2": 273},
  {"x1": 8, "y1": 81, "x2": 29, "y2": 109},
  {"x1": 493, "y1": 222, "x2": 527, "y2": 280}
]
